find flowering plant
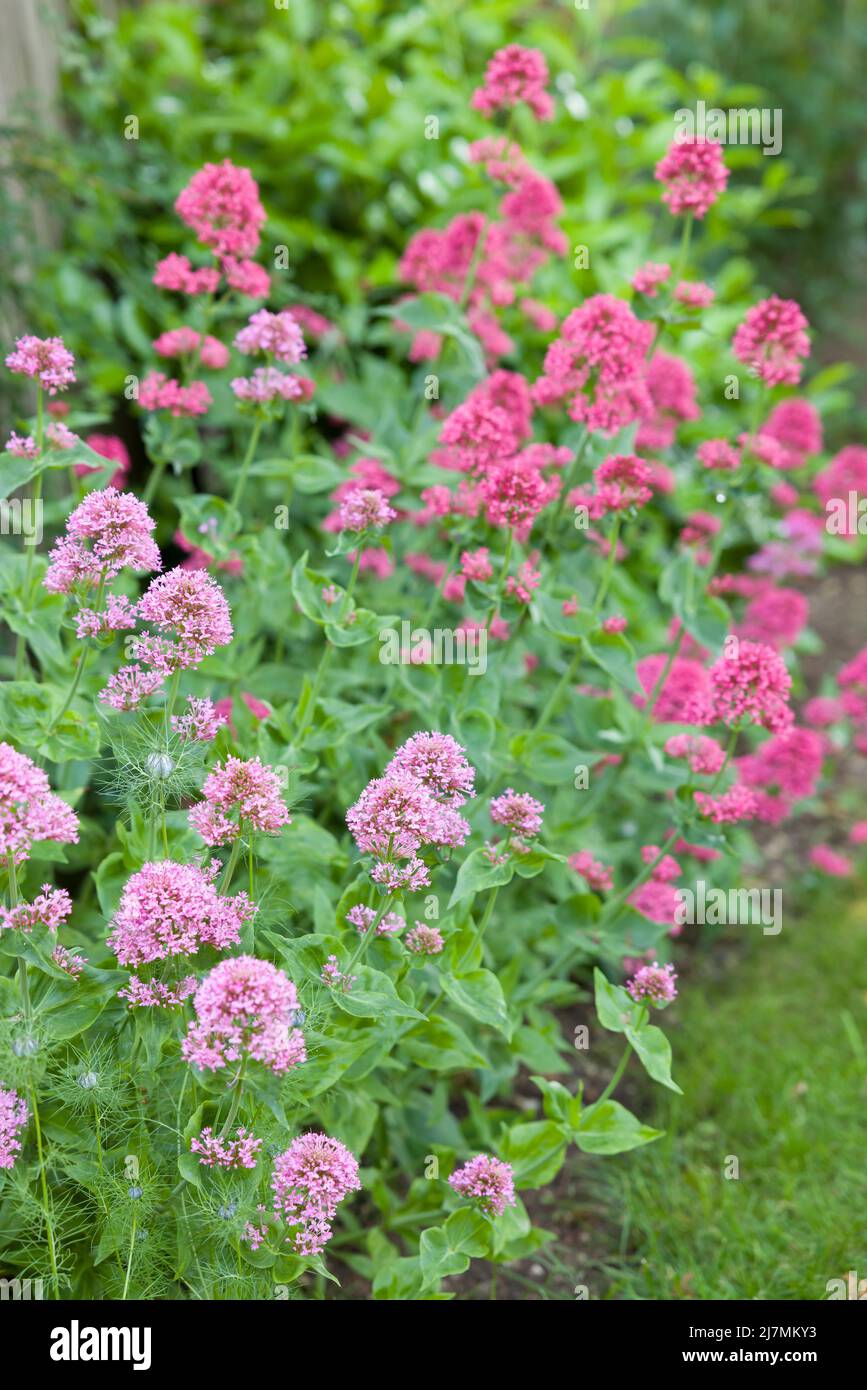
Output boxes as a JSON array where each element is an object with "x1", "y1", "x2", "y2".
[{"x1": 0, "y1": 29, "x2": 865, "y2": 1303}]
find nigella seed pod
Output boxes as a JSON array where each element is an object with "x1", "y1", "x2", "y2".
[
  {"x1": 287, "y1": 1008, "x2": 306, "y2": 1027},
  {"x1": 13, "y1": 1035, "x2": 40, "y2": 1058},
  {"x1": 128, "y1": 1186, "x2": 144, "y2": 1200},
  {"x1": 146, "y1": 751, "x2": 175, "y2": 778},
  {"x1": 77, "y1": 1071, "x2": 99, "y2": 1090},
  {"x1": 218, "y1": 1201, "x2": 238, "y2": 1220}
]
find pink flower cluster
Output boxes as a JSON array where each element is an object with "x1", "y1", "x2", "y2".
[
  {"x1": 139, "y1": 372, "x2": 213, "y2": 417},
  {"x1": 0, "y1": 743, "x2": 80, "y2": 866},
  {"x1": 0, "y1": 883, "x2": 72, "y2": 934},
  {"x1": 43, "y1": 488, "x2": 161, "y2": 594},
  {"x1": 338, "y1": 487, "x2": 397, "y2": 533},
  {"x1": 191, "y1": 1126, "x2": 262, "y2": 1170},
  {"x1": 699, "y1": 641, "x2": 794, "y2": 733},
  {"x1": 270, "y1": 1132, "x2": 362, "y2": 1256},
  {"x1": 6, "y1": 334, "x2": 75, "y2": 393},
  {"x1": 534, "y1": 295, "x2": 654, "y2": 435},
  {"x1": 171, "y1": 696, "x2": 226, "y2": 743},
  {"x1": 188, "y1": 756, "x2": 290, "y2": 846},
  {"x1": 449, "y1": 1154, "x2": 517, "y2": 1216},
  {"x1": 490, "y1": 788, "x2": 544, "y2": 838},
  {"x1": 654, "y1": 137, "x2": 729, "y2": 219},
  {"x1": 569, "y1": 850, "x2": 614, "y2": 892},
  {"x1": 107, "y1": 859, "x2": 255, "y2": 967},
  {"x1": 182, "y1": 955, "x2": 306, "y2": 1075},
  {"x1": 626, "y1": 961, "x2": 678, "y2": 1006},
  {"x1": 405, "y1": 923, "x2": 445, "y2": 954},
  {"x1": 0, "y1": 1087, "x2": 28, "y2": 1169},
  {"x1": 732, "y1": 296, "x2": 810, "y2": 387},
  {"x1": 471, "y1": 45, "x2": 554, "y2": 121},
  {"x1": 153, "y1": 327, "x2": 229, "y2": 369},
  {"x1": 346, "y1": 733, "x2": 475, "y2": 891},
  {"x1": 175, "y1": 159, "x2": 266, "y2": 259}
]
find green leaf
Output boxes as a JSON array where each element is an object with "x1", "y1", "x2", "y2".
[
  {"x1": 419, "y1": 1208, "x2": 489, "y2": 1286},
  {"x1": 331, "y1": 965, "x2": 425, "y2": 1022},
  {"x1": 501, "y1": 1120, "x2": 567, "y2": 1188},
  {"x1": 448, "y1": 846, "x2": 514, "y2": 909},
  {"x1": 440, "y1": 969, "x2": 511, "y2": 1037},
  {"x1": 573, "y1": 1099, "x2": 663, "y2": 1154}
]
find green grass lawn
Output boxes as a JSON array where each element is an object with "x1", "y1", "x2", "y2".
[{"x1": 600, "y1": 897, "x2": 867, "y2": 1300}]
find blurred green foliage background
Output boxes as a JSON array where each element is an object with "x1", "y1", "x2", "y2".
[{"x1": 2, "y1": 0, "x2": 865, "y2": 423}]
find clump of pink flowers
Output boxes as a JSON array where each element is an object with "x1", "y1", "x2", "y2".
[
  {"x1": 809, "y1": 845, "x2": 852, "y2": 878},
  {"x1": 191, "y1": 1126, "x2": 262, "y2": 1170},
  {"x1": 732, "y1": 296, "x2": 810, "y2": 387},
  {"x1": 338, "y1": 488, "x2": 397, "y2": 533},
  {"x1": 43, "y1": 488, "x2": 161, "y2": 594},
  {"x1": 405, "y1": 923, "x2": 445, "y2": 954},
  {"x1": 471, "y1": 44, "x2": 554, "y2": 121},
  {"x1": 654, "y1": 136, "x2": 729, "y2": 219},
  {"x1": 234, "y1": 309, "x2": 306, "y2": 363},
  {"x1": 664, "y1": 733, "x2": 726, "y2": 776},
  {"x1": 0, "y1": 883, "x2": 72, "y2": 934},
  {"x1": 133, "y1": 567, "x2": 233, "y2": 673},
  {"x1": 188, "y1": 756, "x2": 290, "y2": 846},
  {"x1": 0, "y1": 1087, "x2": 28, "y2": 1169},
  {"x1": 449, "y1": 1154, "x2": 517, "y2": 1216},
  {"x1": 700, "y1": 640, "x2": 793, "y2": 733},
  {"x1": 6, "y1": 334, "x2": 75, "y2": 393},
  {"x1": 107, "y1": 859, "x2": 255, "y2": 968},
  {"x1": 182, "y1": 955, "x2": 306, "y2": 1075},
  {"x1": 534, "y1": 295, "x2": 653, "y2": 435},
  {"x1": 174, "y1": 159, "x2": 266, "y2": 259},
  {"x1": 569, "y1": 850, "x2": 614, "y2": 892},
  {"x1": 626, "y1": 961, "x2": 678, "y2": 1006},
  {"x1": 171, "y1": 696, "x2": 227, "y2": 743},
  {"x1": 0, "y1": 743, "x2": 80, "y2": 866},
  {"x1": 270, "y1": 1132, "x2": 362, "y2": 1255}
]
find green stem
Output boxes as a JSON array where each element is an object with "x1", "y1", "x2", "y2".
[
  {"x1": 15, "y1": 387, "x2": 45, "y2": 677},
  {"x1": 229, "y1": 417, "x2": 264, "y2": 514},
  {"x1": 219, "y1": 835, "x2": 244, "y2": 893},
  {"x1": 591, "y1": 515, "x2": 621, "y2": 618},
  {"x1": 596, "y1": 1043, "x2": 631, "y2": 1106},
  {"x1": 339, "y1": 546, "x2": 363, "y2": 622},
  {"x1": 122, "y1": 1213, "x2": 137, "y2": 1300},
  {"x1": 673, "y1": 211, "x2": 694, "y2": 286},
  {"x1": 30, "y1": 1084, "x2": 60, "y2": 1298},
  {"x1": 535, "y1": 643, "x2": 584, "y2": 736},
  {"x1": 343, "y1": 894, "x2": 395, "y2": 980},
  {"x1": 484, "y1": 528, "x2": 513, "y2": 629},
  {"x1": 218, "y1": 1065, "x2": 245, "y2": 1141},
  {"x1": 545, "y1": 428, "x2": 589, "y2": 542},
  {"x1": 142, "y1": 455, "x2": 167, "y2": 506}
]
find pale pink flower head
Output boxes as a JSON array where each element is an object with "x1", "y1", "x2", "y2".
[
  {"x1": 189, "y1": 756, "x2": 290, "y2": 846},
  {"x1": 347, "y1": 770, "x2": 469, "y2": 862},
  {"x1": 449, "y1": 1154, "x2": 516, "y2": 1216},
  {"x1": 99, "y1": 665, "x2": 166, "y2": 712},
  {"x1": 134, "y1": 567, "x2": 233, "y2": 671},
  {"x1": 230, "y1": 367, "x2": 305, "y2": 405},
  {"x1": 629, "y1": 879, "x2": 681, "y2": 924},
  {"x1": 593, "y1": 454, "x2": 654, "y2": 511},
  {"x1": 534, "y1": 295, "x2": 653, "y2": 435},
  {"x1": 437, "y1": 397, "x2": 519, "y2": 476},
  {"x1": 732, "y1": 296, "x2": 810, "y2": 387},
  {"x1": 636, "y1": 352, "x2": 700, "y2": 452},
  {"x1": 0, "y1": 1088, "x2": 28, "y2": 1169},
  {"x1": 6, "y1": 334, "x2": 75, "y2": 393},
  {"x1": 698, "y1": 439, "x2": 741, "y2": 472},
  {"x1": 384, "y1": 732, "x2": 475, "y2": 807},
  {"x1": 222, "y1": 257, "x2": 271, "y2": 298},
  {"x1": 0, "y1": 743, "x2": 79, "y2": 865},
  {"x1": 174, "y1": 160, "x2": 266, "y2": 258},
  {"x1": 803, "y1": 695, "x2": 843, "y2": 728},
  {"x1": 632, "y1": 262, "x2": 670, "y2": 297},
  {"x1": 471, "y1": 45, "x2": 553, "y2": 121},
  {"x1": 664, "y1": 733, "x2": 726, "y2": 776},
  {"x1": 490, "y1": 788, "x2": 544, "y2": 837},
  {"x1": 627, "y1": 961, "x2": 677, "y2": 1006},
  {"x1": 702, "y1": 640, "x2": 793, "y2": 733},
  {"x1": 153, "y1": 328, "x2": 229, "y2": 371},
  {"x1": 271, "y1": 1132, "x2": 361, "y2": 1256},
  {"x1": 809, "y1": 845, "x2": 852, "y2": 878},
  {"x1": 675, "y1": 280, "x2": 715, "y2": 309},
  {"x1": 569, "y1": 850, "x2": 614, "y2": 892},
  {"x1": 337, "y1": 487, "x2": 397, "y2": 533},
  {"x1": 636, "y1": 654, "x2": 711, "y2": 724},
  {"x1": 655, "y1": 137, "x2": 729, "y2": 219},
  {"x1": 405, "y1": 923, "x2": 445, "y2": 955},
  {"x1": 813, "y1": 445, "x2": 867, "y2": 511},
  {"x1": 139, "y1": 372, "x2": 212, "y2": 417},
  {"x1": 468, "y1": 370, "x2": 534, "y2": 442},
  {"x1": 44, "y1": 488, "x2": 161, "y2": 594},
  {"x1": 346, "y1": 904, "x2": 405, "y2": 938},
  {"x1": 107, "y1": 859, "x2": 255, "y2": 967},
  {"x1": 191, "y1": 1126, "x2": 262, "y2": 1170},
  {"x1": 0, "y1": 883, "x2": 72, "y2": 934},
  {"x1": 171, "y1": 696, "x2": 226, "y2": 743},
  {"x1": 694, "y1": 785, "x2": 759, "y2": 824},
  {"x1": 848, "y1": 821, "x2": 867, "y2": 846},
  {"x1": 234, "y1": 309, "x2": 307, "y2": 364},
  {"x1": 461, "y1": 546, "x2": 494, "y2": 582},
  {"x1": 5, "y1": 432, "x2": 38, "y2": 458},
  {"x1": 482, "y1": 455, "x2": 559, "y2": 532},
  {"x1": 736, "y1": 586, "x2": 809, "y2": 650},
  {"x1": 760, "y1": 398, "x2": 822, "y2": 468},
  {"x1": 182, "y1": 955, "x2": 306, "y2": 1075},
  {"x1": 153, "y1": 253, "x2": 221, "y2": 295}
]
